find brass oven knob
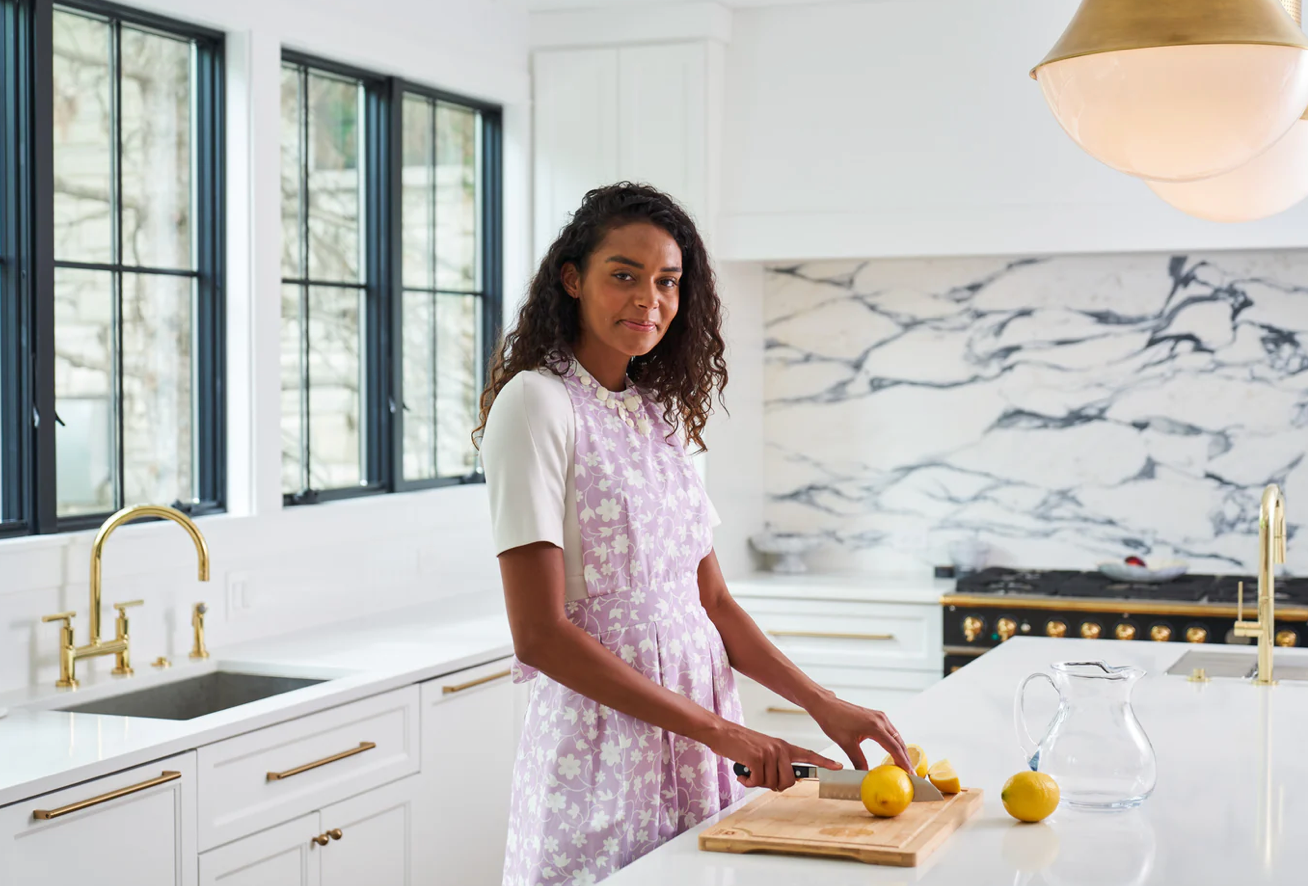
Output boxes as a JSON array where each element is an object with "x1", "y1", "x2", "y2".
[
  {"x1": 1080, "y1": 622, "x2": 1101, "y2": 640},
  {"x1": 962, "y1": 616, "x2": 984, "y2": 643},
  {"x1": 1275, "y1": 630, "x2": 1298, "y2": 648},
  {"x1": 996, "y1": 618, "x2": 1018, "y2": 642},
  {"x1": 1185, "y1": 625, "x2": 1208, "y2": 644},
  {"x1": 1045, "y1": 620, "x2": 1067, "y2": 638},
  {"x1": 1115, "y1": 623, "x2": 1137, "y2": 641},
  {"x1": 1149, "y1": 624, "x2": 1172, "y2": 642}
]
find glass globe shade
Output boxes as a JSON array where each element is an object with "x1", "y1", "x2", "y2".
[
  {"x1": 1037, "y1": 43, "x2": 1308, "y2": 182},
  {"x1": 1147, "y1": 118, "x2": 1308, "y2": 222}
]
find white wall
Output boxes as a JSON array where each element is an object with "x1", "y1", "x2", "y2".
[
  {"x1": 0, "y1": 0, "x2": 531, "y2": 695},
  {"x1": 717, "y1": 0, "x2": 1308, "y2": 261}
]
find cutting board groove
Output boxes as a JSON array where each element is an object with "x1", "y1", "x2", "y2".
[{"x1": 699, "y1": 780, "x2": 983, "y2": 867}]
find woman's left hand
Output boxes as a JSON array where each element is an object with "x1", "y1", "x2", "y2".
[{"x1": 809, "y1": 695, "x2": 912, "y2": 772}]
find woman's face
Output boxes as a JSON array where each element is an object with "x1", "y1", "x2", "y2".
[{"x1": 563, "y1": 222, "x2": 682, "y2": 359}]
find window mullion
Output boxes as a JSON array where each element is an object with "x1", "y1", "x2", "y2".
[
  {"x1": 297, "y1": 67, "x2": 310, "y2": 495},
  {"x1": 30, "y1": 0, "x2": 57, "y2": 532}
]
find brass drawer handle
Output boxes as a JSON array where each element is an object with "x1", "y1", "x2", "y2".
[
  {"x1": 442, "y1": 668, "x2": 512, "y2": 694},
  {"x1": 267, "y1": 742, "x2": 376, "y2": 781},
  {"x1": 33, "y1": 770, "x2": 181, "y2": 820},
  {"x1": 765, "y1": 706, "x2": 809, "y2": 716},
  {"x1": 767, "y1": 630, "x2": 896, "y2": 641}
]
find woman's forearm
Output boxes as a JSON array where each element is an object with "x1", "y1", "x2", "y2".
[
  {"x1": 519, "y1": 615, "x2": 726, "y2": 744},
  {"x1": 706, "y1": 593, "x2": 835, "y2": 711}
]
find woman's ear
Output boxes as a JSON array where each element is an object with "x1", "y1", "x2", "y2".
[{"x1": 561, "y1": 262, "x2": 581, "y2": 299}]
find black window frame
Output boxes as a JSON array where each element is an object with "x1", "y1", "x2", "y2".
[
  {"x1": 0, "y1": 0, "x2": 225, "y2": 538},
  {"x1": 281, "y1": 50, "x2": 502, "y2": 507}
]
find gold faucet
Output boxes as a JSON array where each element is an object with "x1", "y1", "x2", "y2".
[
  {"x1": 42, "y1": 505, "x2": 210, "y2": 689},
  {"x1": 1234, "y1": 484, "x2": 1287, "y2": 686}
]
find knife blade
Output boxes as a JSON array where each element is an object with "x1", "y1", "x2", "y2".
[
  {"x1": 817, "y1": 767, "x2": 944, "y2": 802},
  {"x1": 730, "y1": 762, "x2": 944, "y2": 802}
]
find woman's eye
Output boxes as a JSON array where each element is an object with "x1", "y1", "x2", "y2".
[
  {"x1": 660, "y1": 278, "x2": 679, "y2": 288},
  {"x1": 614, "y1": 272, "x2": 633, "y2": 281}
]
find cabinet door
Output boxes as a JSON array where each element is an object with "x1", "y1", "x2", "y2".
[
  {"x1": 1, "y1": 752, "x2": 196, "y2": 886},
  {"x1": 198, "y1": 813, "x2": 320, "y2": 886},
  {"x1": 415, "y1": 658, "x2": 517, "y2": 886},
  {"x1": 532, "y1": 48, "x2": 618, "y2": 259},
  {"x1": 319, "y1": 776, "x2": 418, "y2": 886},
  {"x1": 617, "y1": 43, "x2": 708, "y2": 223}
]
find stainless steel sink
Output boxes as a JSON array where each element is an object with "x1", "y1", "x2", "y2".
[
  {"x1": 1167, "y1": 650, "x2": 1308, "y2": 682},
  {"x1": 56, "y1": 671, "x2": 326, "y2": 720}
]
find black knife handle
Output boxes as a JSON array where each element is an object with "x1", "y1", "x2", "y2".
[{"x1": 733, "y1": 761, "x2": 818, "y2": 781}]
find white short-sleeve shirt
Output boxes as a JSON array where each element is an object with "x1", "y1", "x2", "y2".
[{"x1": 480, "y1": 368, "x2": 720, "y2": 602}]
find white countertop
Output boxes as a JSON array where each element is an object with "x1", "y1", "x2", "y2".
[
  {"x1": 606, "y1": 637, "x2": 1308, "y2": 885},
  {"x1": 0, "y1": 591, "x2": 514, "y2": 807},
  {"x1": 728, "y1": 571, "x2": 952, "y2": 604}
]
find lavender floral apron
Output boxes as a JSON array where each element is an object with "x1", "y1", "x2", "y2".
[{"x1": 501, "y1": 358, "x2": 746, "y2": 886}]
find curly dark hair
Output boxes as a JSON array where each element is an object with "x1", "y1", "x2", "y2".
[{"x1": 474, "y1": 182, "x2": 728, "y2": 452}]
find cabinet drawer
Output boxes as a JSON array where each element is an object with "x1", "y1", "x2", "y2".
[
  {"x1": 197, "y1": 686, "x2": 419, "y2": 850},
  {"x1": 1, "y1": 751, "x2": 196, "y2": 886},
  {"x1": 738, "y1": 598, "x2": 942, "y2": 671}
]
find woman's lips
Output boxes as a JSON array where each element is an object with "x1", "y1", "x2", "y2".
[{"x1": 620, "y1": 319, "x2": 656, "y2": 332}]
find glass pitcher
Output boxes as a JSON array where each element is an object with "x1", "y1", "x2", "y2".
[{"x1": 1014, "y1": 661, "x2": 1157, "y2": 810}]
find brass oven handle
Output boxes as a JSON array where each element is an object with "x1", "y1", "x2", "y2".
[
  {"x1": 443, "y1": 668, "x2": 512, "y2": 694},
  {"x1": 765, "y1": 706, "x2": 809, "y2": 715},
  {"x1": 267, "y1": 742, "x2": 376, "y2": 781},
  {"x1": 766, "y1": 630, "x2": 895, "y2": 642},
  {"x1": 32, "y1": 771, "x2": 181, "y2": 820}
]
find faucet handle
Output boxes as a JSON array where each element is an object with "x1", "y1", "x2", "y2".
[
  {"x1": 42, "y1": 611, "x2": 76, "y2": 627},
  {"x1": 112, "y1": 600, "x2": 144, "y2": 615}
]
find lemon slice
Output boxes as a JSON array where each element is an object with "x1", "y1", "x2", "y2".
[
  {"x1": 880, "y1": 744, "x2": 928, "y2": 779},
  {"x1": 928, "y1": 759, "x2": 961, "y2": 794}
]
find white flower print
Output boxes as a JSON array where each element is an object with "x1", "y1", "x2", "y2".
[
  {"x1": 545, "y1": 793, "x2": 566, "y2": 811},
  {"x1": 552, "y1": 853, "x2": 570, "y2": 869},
  {"x1": 571, "y1": 830, "x2": 586, "y2": 847},
  {"x1": 600, "y1": 740, "x2": 622, "y2": 766},
  {"x1": 583, "y1": 564, "x2": 600, "y2": 583},
  {"x1": 557, "y1": 755, "x2": 582, "y2": 780},
  {"x1": 597, "y1": 498, "x2": 621, "y2": 521},
  {"x1": 591, "y1": 807, "x2": 610, "y2": 829},
  {"x1": 582, "y1": 709, "x2": 598, "y2": 726},
  {"x1": 612, "y1": 533, "x2": 631, "y2": 554},
  {"x1": 572, "y1": 868, "x2": 597, "y2": 886},
  {"x1": 619, "y1": 644, "x2": 636, "y2": 664},
  {"x1": 604, "y1": 837, "x2": 620, "y2": 855},
  {"x1": 544, "y1": 837, "x2": 559, "y2": 853},
  {"x1": 623, "y1": 466, "x2": 646, "y2": 488}
]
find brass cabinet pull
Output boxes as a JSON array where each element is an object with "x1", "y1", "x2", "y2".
[
  {"x1": 327, "y1": 828, "x2": 343, "y2": 840},
  {"x1": 442, "y1": 668, "x2": 512, "y2": 695},
  {"x1": 311, "y1": 834, "x2": 330, "y2": 847},
  {"x1": 766, "y1": 630, "x2": 895, "y2": 642},
  {"x1": 267, "y1": 742, "x2": 376, "y2": 781},
  {"x1": 32, "y1": 770, "x2": 181, "y2": 821},
  {"x1": 765, "y1": 706, "x2": 809, "y2": 716}
]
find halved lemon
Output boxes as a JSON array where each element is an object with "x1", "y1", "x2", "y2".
[
  {"x1": 880, "y1": 744, "x2": 928, "y2": 779},
  {"x1": 927, "y1": 759, "x2": 961, "y2": 794}
]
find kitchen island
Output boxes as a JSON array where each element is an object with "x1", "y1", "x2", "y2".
[{"x1": 607, "y1": 637, "x2": 1308, "y2": 885}]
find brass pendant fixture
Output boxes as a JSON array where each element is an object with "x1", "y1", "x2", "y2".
[{"x1": 1032, "y1": 0, "x2": 1308, "y2": 183}]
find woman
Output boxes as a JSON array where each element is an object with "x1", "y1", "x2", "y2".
[{"x1": 477, "y1": 182, "x2": 911, "y2": 886}]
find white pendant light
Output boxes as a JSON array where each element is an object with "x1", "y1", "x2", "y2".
[
  {"x1": 1148, "y1": 1, "x2": 1308, "y2": 222},
  {"x1": 1031, "y1": 0, "x2": 1308, "y2": 183}
]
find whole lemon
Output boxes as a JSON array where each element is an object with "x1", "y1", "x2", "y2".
[
  {"x1": 1001, "y1": 771, "x2": 1060, "y2": 823},
  {"x1": 861, "y1": 764, "x2": 914, "y2": 817}
]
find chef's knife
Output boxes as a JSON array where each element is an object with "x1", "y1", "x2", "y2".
[{"x1": 731, "y1": 762, "x2": 944, "y2": 802}]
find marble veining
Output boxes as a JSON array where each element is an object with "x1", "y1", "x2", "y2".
[{"x1": 763, "y1": 251, "x2": 1308, "y2": 573}]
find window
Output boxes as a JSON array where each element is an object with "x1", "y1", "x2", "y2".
[
  {"x1": 0, "y1": 0, "x2": 26, "y2": 534},
  {"x1": 281, "y1": 54, "x2": 501, "y2": 505},
  {"x1": 0, "y1": 0, "x2": 223, "y2": 537}
]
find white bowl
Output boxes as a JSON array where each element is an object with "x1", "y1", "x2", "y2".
[
  {"x1": 1097, "y1": 561, "x2": 1189, "y2": 583},
  {"x1": 750, "y1": 533, "x2": 822, "y2": 574}
]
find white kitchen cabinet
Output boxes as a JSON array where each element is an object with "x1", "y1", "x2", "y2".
[
  {"x1": 199, "y1": 813, "x2": 320, "y2": 886},
  {"x1": 1, "y1": 751, "x2": 196, "y2": 886},
  {"x1": 196, "y1": 685, "x2": 420, "y2": 850},
  {"x1": 199, "y1": 777, "x2": 419, "y2": 886},
  {"x1": 414, "y1": 656, "x2": 519, "y2": 886},
  {"x1": 532, "y1": 43, "x2": 715, "y2": 260},
  {"x1": 730, "y1": 582, "x2": 943, "y2": 747}
]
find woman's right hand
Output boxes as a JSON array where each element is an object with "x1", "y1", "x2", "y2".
[{"x1": 706, "y1": 719, "x2": 843, "y2": 792}]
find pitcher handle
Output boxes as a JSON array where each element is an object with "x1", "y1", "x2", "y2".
[{"x1": 1014, "y1": 672, "x2": 1059, "y2": 769}]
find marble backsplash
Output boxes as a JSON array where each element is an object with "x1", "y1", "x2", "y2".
[{"x1": 762, "y1": 251, "x2": 1308, "y2": 575}]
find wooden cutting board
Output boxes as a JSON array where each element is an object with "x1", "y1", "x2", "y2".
[{"x1": 698, "y1": 780, "x2": 983, "y2": 867}]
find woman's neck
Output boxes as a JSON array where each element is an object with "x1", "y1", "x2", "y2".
[{"x1": 571, "y1": 336, "x2": 629, "y2": 392}]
